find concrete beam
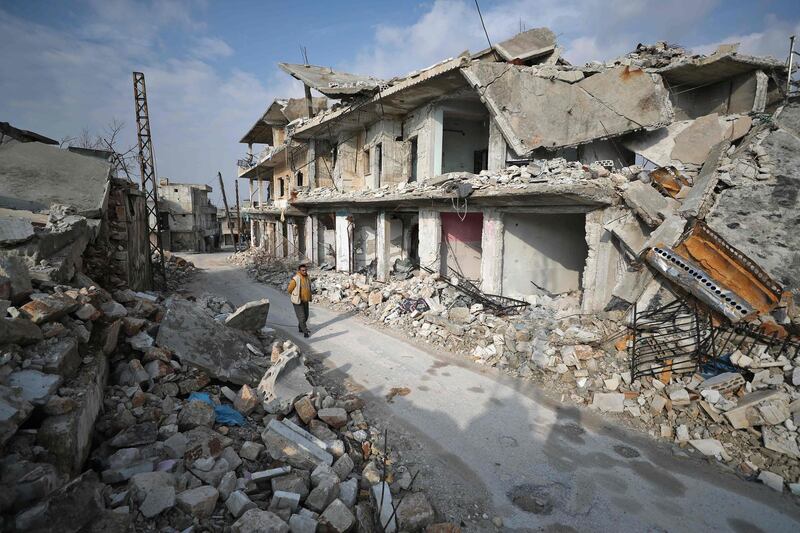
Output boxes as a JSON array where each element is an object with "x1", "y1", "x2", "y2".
[
  {"x1": 480, "y1": 209, "x2": 503, "y2": 294},
  {"x1": 335, "y1": 213, "x2": 351, "y2": 272},
  {"x1": 418, "y1": 209, "x2": 441, "y2": 274},
  {"x1": 430, "y1": 107, "x2": 443, "y2": 178},
  {"x1": 376, "y1": 211, "x2": 391, "y2": 281}
]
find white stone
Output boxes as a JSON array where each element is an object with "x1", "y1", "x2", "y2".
[{"x1": 758, "y1": 470, "x2": 784, "y2": 492}]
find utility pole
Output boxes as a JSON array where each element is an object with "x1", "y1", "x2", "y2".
[
  {"x1": 788, "y1": 35, "x2": 797, "y2": 99},
  {"x1": 132, "y1": 72, "x2": 166, "y2": 288},
  {"x1": 234, "y1": 180, "x2": 243, "y2": 248},
  {"x1": 218, "y1": 172, "x2": 238, "y2": 252}
]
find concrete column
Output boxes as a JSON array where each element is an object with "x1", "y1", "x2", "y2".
[
  {"x1": 376, "y1": 211, "x2": 391, "y2": 281},
  {"x1": 258, "y1": 176, "x2": 264, "y2": 208},
  {"x1": 582, "y1": 207, "x2": 625, "y2": 312},
  {"x1": 258, "y1": 221, "x2": 267, "y2": 249},
  {"x1": 430, "y1": 107, "x2": 443, "y2": 178},
  {"x1": 480, "y1": 209, "x2": 504, "y2": 295},
  {"x1": 275, "y1": 220, "x2": 285, "y2": 258},
  {"x1": 306, "y1": 215, "x2": 317, "y2": 265},
  {"x1": 249, "y1": 218, "x2": 256, "y2": 249},
  {"x1": 335, "y1": 212, "x2": 351, "y2": 272},
  {"x1": 307, "y1": 141, "x2": 317, "y2": 188},
  {"x1": 248, "y1": 178, "x2": 253, "y2": 206},
  {"x1": 488, "y1": 118, "x2": 506, "y2": 172},
  {"x1": 266, "y1": 222, "x2": 275, "y2": 255},
  {"x1": 418, "y1": 209, "x2": 441, "y2": 274},
  {"x1": 286, "y1": 222, "x2": 297, "y2": 260}
]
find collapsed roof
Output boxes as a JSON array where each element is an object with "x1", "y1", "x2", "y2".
[
  {"x1": 0, "y1": 141, "x2": 111, "y2": 217},
  {"x1": 278, "y1": 63, "x2": 385, "y2": 99},
  {"x1": 492, "y1": 27, "x2": 558, "y2": 63},
  {"x1": 462, "y1": 63, "x2": 673, "y2": 155},
  {"x1": 240, "y1": 97, "x2": 328, "y2": 145}
]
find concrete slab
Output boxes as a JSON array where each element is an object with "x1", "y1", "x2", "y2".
[
  {"x1": 0, "y1": 142, "x2": 110, "y2": 217},
  {"x1": 671, "y1": 113, "x2": 726, "y2": 165},
  {"x1": 493, "y1": 27, "x2": 556, "y2": 62},
  {"x1": 462, "y1": 63, "x2": 672, "y2": 155}
]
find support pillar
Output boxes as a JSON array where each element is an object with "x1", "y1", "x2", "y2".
[
  {"x1": 488, "y1": 118, "x2": 506, "y2": 172},
  {"x1": 258, "y1": 220, "x2": 266, "y2": 249},
  {"x1": 418, "y1": 209, "x2": 441, "y2": 274},
  {"x1": 266, "y1": 221, "x2": 275, "y2": 256},
  {"x1": 286, "y1": 222, "x2": 297, "y2": 260},
  {"x1": 306, "y1": 215, "x2": 317, "y2": 265},
  {"x1": 582, "y1": 207, "x2": 625, "y2": 312},
  {"x1": 376, "y1": 211, "x2": 391, "y2": 281},
  {"x1": 307, "y1": 141, "x2": 317, "y2": 188},
  {"x1": 335, "y1": 212, "x2": 351, "y2": 272},
  {"x1": 430, "y1": 107, "x2": 443, "y2": 178},
  {"x1": 480, "y1": 209, "x2": 504, "y2": 295},
  {"x1": 249, "y1": 218, "x2": 257, "y2": 249},
  {"x1": 275, "y1": 220, "x2": 285, "y2": 259}
]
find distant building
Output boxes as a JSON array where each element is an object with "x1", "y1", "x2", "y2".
[
  {"x1": 217, "y1": 207, "x2": 243, "y2": 247},
  {"x1": 157, "y1": 178, "x2": 220, "y2": 252}
]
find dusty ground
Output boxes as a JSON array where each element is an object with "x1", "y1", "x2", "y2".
[{"x1": 185, "y1": 251, "x2": 800, "y2": 532}]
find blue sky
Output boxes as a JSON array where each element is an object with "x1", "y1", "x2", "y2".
[{"x1": 1, "y1": 0, "x2": 798, "y2": 204}]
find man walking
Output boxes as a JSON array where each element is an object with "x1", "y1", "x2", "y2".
[{"x1": 287, "y1": 264, "x2": 312, "y2": 337}]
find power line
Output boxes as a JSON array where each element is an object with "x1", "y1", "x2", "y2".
[{"x1": 474, "y1": 0, "x2": 492, "y2": 50}]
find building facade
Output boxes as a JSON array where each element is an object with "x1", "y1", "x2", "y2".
[
  {"x1": 236, "y1": 29, "x2": 788, "y2": 314},
  {"x1": 157, "y1": 178, "x2": 220, "y2": 252}
]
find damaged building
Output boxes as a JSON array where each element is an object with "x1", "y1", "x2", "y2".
[
  {"x1": 237, "y1": 30, "x2": 789, "y2": 308},
  {"x1": 157, "y1": 179, "x2": 221, "y2": 253},
  {"x1": 235, "y1": 30, "x2": 800, "y2": 494}
]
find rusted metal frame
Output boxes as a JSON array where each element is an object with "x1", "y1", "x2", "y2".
[
  {"x1": 417, "y1": 264, "x2": 529, "y2": 315},
  {"x1": 646, "y1": 247, "x2": 755, "y2": 322},
  {"x1": 132, "y1": 72, "x2": 166, "y2": 287},
  {"x1": 693, "y1": 222, "x2": 783, "y2": 297}
]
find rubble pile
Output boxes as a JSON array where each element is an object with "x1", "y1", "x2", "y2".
[
  {"x1": 161, "y1": 251, "x2": 198, "y2": 291},
  {"x1": 296, "y1": 157, "x2": 611, "y2": 204},
  {"x1": 2, "y1": 239, "x2": 439, "y2": 532}
]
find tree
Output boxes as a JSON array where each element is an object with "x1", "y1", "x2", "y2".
[{"x1": 69, "y1": 119, "x2": 139, "y2": 181}]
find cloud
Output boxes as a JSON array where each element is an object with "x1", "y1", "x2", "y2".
[
  {"x1": 193, "y1": 37, "x2": 234, "y2": 59},
  {"x1": 349, "y1": 0, "x2": 726, "y2": 76},
  {"x1": 0, "y1": 1, "x2": 276, "y2": 204},
  {"x1": 692, "y1": 14, "x2": 800, "y2": 60}
]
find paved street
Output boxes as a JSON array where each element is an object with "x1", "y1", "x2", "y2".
[{"x1": 187, "y1": 252, "x2": 800, "y2": 532}]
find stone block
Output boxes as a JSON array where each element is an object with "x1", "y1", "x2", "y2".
[
  {"x1": 591, "y1": 392, "x2": 625, "y2": 413},
  {"x1": 235, "y1": 384, "x2": 259, "y2": 415},
  {"x1": 177, "y1": 485, "x2": 219, "y2": 518},
  {"x1": 318, "y1": 407, "x2": 348, "y2": 429},
  {"x1": 294, "y1": 396, "x2": 317, "y2": 424},
  {"x1": 0, "y1": 317, "x2": 42, "y2": 345},
  {"x1": 239, "y1": 440, "x2": 264, "y2": 461},
  {"x1": 289, "y1": 513, "x2": 318, "y2": 533},
  {"x1": 261, "y1": 418, "x2": 333, "y2": 470},
  {"x1": 622, "y1": 181, "x2": 668, "y2": 228},
  {"x1": 178, "y1": 399, "x2": 215, "y2": 430},
  {"x1": 225, "y1": 299, "x2": 270, "y2": 330},
  {"x1": 305, "y1": 479, "x2": 339, "y2": 513},
  {"x1": 270, "y1": 490, "x2": 301, "y2": 512},
  {"x1": 140, "y1": 485, "x2": 175, "y2": 518},
  {"x1": 698, "y1": 372, "x2": 745, "y2": 395},
  {"x1": 724, "y1": 390, "x2": 789, "y2": 429},
  {"x1": 370, "y1": 482, "x2": 397, "y2": 533},
  {"x1": 397, "y1": 492, "x2": 435, "y2": 532},
  {"x1": 226, "y1": 490, "x2": 257, "y2": 518},
  {"x1": 233, "y1": 509, "x2": 289, "y2": 533},
  {"x1": 10, "y1": 369, "x2": 61, "y2": 406},
  {"x1": 320, "y1": 499, "x2": 355, "y2": 533}
]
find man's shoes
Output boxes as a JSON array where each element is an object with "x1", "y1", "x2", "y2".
[
  {"x1": 303, "y1": 332, "x2": 310, "y2": 338},
  {"x1": 298, "y1": 326, "x2": 302, "y2": 333}
]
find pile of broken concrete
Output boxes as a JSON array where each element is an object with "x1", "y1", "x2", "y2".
[{"x1": 1, "y1": 250, "x2": 439, "y2": 531}]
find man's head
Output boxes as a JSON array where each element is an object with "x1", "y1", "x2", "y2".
[{"x1": 299, "y1": 264, "x2": 308, "y2": 275}]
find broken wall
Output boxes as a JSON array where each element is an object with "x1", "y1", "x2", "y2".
[
  {"x1": 670, "y1": 71, "x2": 762, "y2": 120},
  {"x1": 403, "y1": 104, "x2": 439, "y2": 182},
  {"x1": 442, "y1": 115, "x2": 489, "y2": 173},
  {"x1": 352, "y1": 213, "x2": 377, "y2": 270},
  {"x1": 334, "y1": 132, "x2": 367, "y2": 192},
  {"x1": 502, "y1": 213, "x2": 587, "y2": 297},
  {"x1": 461, "y1": 63, "x2": 673, "y2": 155},
  {"x1": 365, "y1": 118, "x2": 405, "y2": 187}
]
